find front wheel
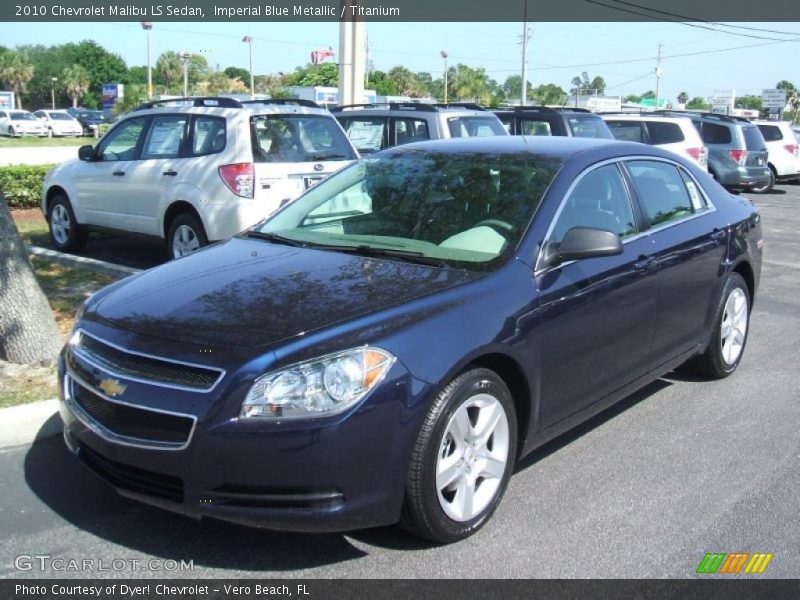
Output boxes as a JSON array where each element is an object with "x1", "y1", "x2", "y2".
[
  {"x1": 691, "y1": 272, "x2": 750, "y2": 378},
  {"x1": 400, "y1": 368, "x2": 517, "y2": 543},
  {"x1": 167, "y1": 212, "x2": 208, "y2": 260},
  {"x1": 48, "y1": 194, "x2": 88, "y2": 252}
]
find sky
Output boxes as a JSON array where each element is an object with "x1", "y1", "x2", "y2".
[{"x1": 1, "y1": 20, "x2": 798, "y2": 102}]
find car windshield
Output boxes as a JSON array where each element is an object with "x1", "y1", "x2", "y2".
[
  {"x1": 50, "y1": 112, "x2": 74, "y2": 121},
  {"x1": 254, "y1": 152, "x2": 561, "y2": 271},
  {"x1": 77, "y1": 111, "x2": 102, "y2": 120},
  {"x1": 446, "y1": 116, "x2": 507, "y2": 138},
  {"x1": 251, "y1": 114, "x2": 357, "y2": 163},
  {"x1": 11, "y1": 113, "x2": 36, "y2": 121}
]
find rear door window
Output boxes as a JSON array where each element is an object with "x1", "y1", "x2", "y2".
[
  {"x1": 646, "y1": 121, "x2": 684, "y2": 144},
  {"x1": 519, "y1": 118, "x2": 553, "y2": 136},
  {"x1": 141, "y1": 115, "x2": 187, "y2": 159},
  {"x1": 605, "y1": 120, "x2": 646, "y2": 142},
  {"x1": 341, "y1": 117, "x2": 386, "y2": 153},
  {"x1": 393, "y1": 117, "x2": 430, "y2": 145},
  {"x1": 741, "y1": 125, "x2": 767, "y2": 150},
  {"x1": 700, "y1": 122, "x2": 732, "y2": 145},
  {"x1": 626, "y1": 160, "x2": 695, "y2": 227}
]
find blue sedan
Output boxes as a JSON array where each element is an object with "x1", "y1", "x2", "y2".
[{"x1": 59, "y1": 136, "x2": 762, "y2": 543}]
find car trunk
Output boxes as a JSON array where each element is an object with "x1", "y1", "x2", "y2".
[{"x1": 741, "y1": 125, "x2": 768, "y2": 168}]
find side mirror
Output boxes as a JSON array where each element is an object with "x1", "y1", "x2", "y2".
[
  {"x1": 78, "y1": 145, "x2": 96, "y2": 161},
  {"x1": 545, "y1": 227, "x2": 623, "y2": 267}
]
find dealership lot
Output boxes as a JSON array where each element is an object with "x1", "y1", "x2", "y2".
[{"x1": 1, "y1": 185, "x2": 798, "y2": 578}]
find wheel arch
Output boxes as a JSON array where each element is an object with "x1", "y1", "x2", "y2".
[
  {"x1": 732, "y1": 259, "x2": 755, "y2": 304},
  {"x1": 44, "y1": 185, "x2": 69, "y2": 217},
  {"x1": 163, "y1": 201, "x2": 202, "y2": 239}
]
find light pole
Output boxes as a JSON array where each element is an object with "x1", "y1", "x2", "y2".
[
  {"x1": 50, "y1": 77, "x2": 57, "y2": 110},
  {"x1": 242, "y1": 36, "x2": 254, "y2": 97},
  {"x1": 179, "y1": 51, "x2": 192, "y2": 97},
  {"x1": 141, "y1": 22, "x2": 153, "y2": 98},
  {"x1": 440, "y1": 50, "x2": 448, "y2": 103}
]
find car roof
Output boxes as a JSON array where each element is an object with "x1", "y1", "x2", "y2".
[
  {"x1": 133, "y1": 104, "x2": 333, "y2": 118},
  {"x1": 381, "y1": 135, "x2": 668, "y2": 161},
  {"x1": 601, "y1": 113, "x2": 693, "y2": 123}
]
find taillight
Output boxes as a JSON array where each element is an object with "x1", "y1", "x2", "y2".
[
  {"x1": 218, "y1": 163, "x2": 254, "y2": 198},
  {"x1": 727, "y1": 149, "x2": 748, "y2": 166},
  {"x1": 784, "y1": 143, "x2": 798, "y2": 156},
  {"x1": 686, "y1": 147, "x2": 708, "y2": 166}
]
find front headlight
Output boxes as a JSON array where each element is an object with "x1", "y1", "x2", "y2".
[{"x1": 241, "y1": 347, "x2": 396, "y2": 419}]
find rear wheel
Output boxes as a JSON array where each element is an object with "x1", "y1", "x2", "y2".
[
  {"x1": 400, "y1": 368, "x2": 517, "y2": 543},
  {"x1": 167, "y1": 212, "x2": 208, "y2": 260},
  {"x1": 690, "y1": 273, "x2": 750, "y2": 379},
  {"x1": 751, "y1": 167, "x2": 776, "y2": 193},
  {"x1": 47, "y1": 194, "x2": 88, "y2": 252}
]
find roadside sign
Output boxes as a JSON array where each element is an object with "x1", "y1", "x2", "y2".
[{"x1": 762, "y1": 89, "x2": 787, "y2": 109}]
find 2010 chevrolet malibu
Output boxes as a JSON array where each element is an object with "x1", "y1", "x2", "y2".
[{"x1": 59, "y1": 136, "x2": 762, "y2": 543}]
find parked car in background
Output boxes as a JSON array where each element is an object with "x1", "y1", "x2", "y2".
[
  {"x1": 0, "y1": 109, "x2": 47, "y2": 136},
  {"x1": 494, "y1": 106, "x2": 614, "y2": 139},
  {"x1": 59, "y1": 136, "x2": 761, "y2": 544},
  {"x1": 751, "y1": 120, "x2": 800, "y2": 189},
  {"x1": 331, "y1": 102, "x2": 507, "y2": 154},
  {"x1": 654, "y1": 111, "x2": 770, "y2": 192},
  {"x1": 33, "y1": 109, "x2": 84, "y2": 137},
  {"x1": 70, "y1": 109, "x2": 107, "y2": 136},
  {"x1": 41, "y1": 97, "x2": 359, "y2": 259},
  {"x1": 601, "y1": 113, "x2": 708, "y2": 169}
]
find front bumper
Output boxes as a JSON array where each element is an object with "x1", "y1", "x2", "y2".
[{"x1": 58, "y1": 329, "x2": 431, "y2": 533}]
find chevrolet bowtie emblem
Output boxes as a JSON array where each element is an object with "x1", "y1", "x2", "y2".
[{"x1": 98, "y1": 378, "x2": 127, "y2": 397}]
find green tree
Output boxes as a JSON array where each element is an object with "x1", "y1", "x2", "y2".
[
  {"x1": 288, "y1": 63, "x2": 338, "y2": 87},
  {"x1": 224, "y1": 66, "x2": 250, "y2": 82},
  {"x1": 448, "y1": 64, "x2": 493, "y2": 104},
  {"x1": 571, "y1": 72, "x2": 605, "y2": 95},
  {"x1": 156, "y1": 51, "x2": 183, "y2": 90},
  {"x1": 387, "y1": 66, "x2": 426, "y2": 97},
  {"x1": 113, "y1": 83, "x2": 146, "y2": 116},
  {"x1": 623, "y1": 94, "x2": 642, "y2": 103},
  {"x1": 677, "y1": 91, "x2": 689, "y2": 105},
  {"x1": 531, "y1": 83, "x2": 567, "y2": 105},
  {"x1": 641, "y1": 90, "x2": 656, "y2": 99},
  {"x1": 503, "y1": 75, "x2": 533, "y2": 101},
  {"x1": 735, "y1": 95, "x2": 762, "y2": 111},
  {"x1": 62, "y1": 64, "x2": 91, "y2": 108},
  {"x1": 205, "y1": 72, "x2": 233, "y2": 94},
  {"x1": 686, "y1": 97, "x2": 710, "y2": 110},
  {"x1": 0, "y1": 52, "x2": 34, "y2": 110},
  {"x1": 125, "y1": 65, "x2": 148, "y2": 85},
  {"x1": 66, "y1": 40, "x2": 127, "y2": 107},
  {"x1": 367, "y1": 70, "x2": 398, "y2": 96}
]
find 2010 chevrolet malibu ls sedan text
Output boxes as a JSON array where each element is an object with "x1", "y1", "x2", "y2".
[{"x1": 59, "y1": 136, "x2": 762, "y2": 543}]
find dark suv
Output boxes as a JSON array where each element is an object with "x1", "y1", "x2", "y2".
[
  {"x1": 654, "y1": 111, "x2": 770, "y2": 192},
  {"x1": 332, "y1": 102, "x2": 507, "y2": 154},
  {"x1": 494, "y1": 106, "x2": 614, "y2": 139}
]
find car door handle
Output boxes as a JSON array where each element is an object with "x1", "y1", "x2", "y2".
[
  {"x1": 112, "y1": 171, "x2": 125, "y2": 177},
  {"x1": 163, "y1": 170, "x2": 178, "y2": 177},
  {"x1": 634, "y1": 256, "x2": 656, "y2": 272}
]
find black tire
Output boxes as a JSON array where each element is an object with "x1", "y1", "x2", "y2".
[
  {"x1": 166, "y1": 212, "x2": 208, "y2": 260},
  {"x1": 399, "y1": 368, "x2": 518, "y2": 543},
  {"x1": 47, "y1": 193, "x2": 88, "y2": 252},
  {"x1": 47, "y1": 127, "x2": 54, "y2": 138},
  {"x1": 7, "y1": 126, "x2": 15, "y2": 137},
  {"x1": 690, "y1": 273, "x2": 751, "y2": 379},
  {"x1": 751, "y1": 168, "x2": 776, "y2": 194}
]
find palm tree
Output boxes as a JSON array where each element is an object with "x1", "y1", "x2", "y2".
[
  {"x1": 156, "y1": 51, "x2": 184, "y2": 91},
  {"x1": 62, "y1": 64, "x2": 90, "y2": 108},
  {"x1": 0, "y1": 52, "x2": 34, "y2": 110},
  {"x1": 677, "y1": 91, "x2": 689, "y2": 106}
]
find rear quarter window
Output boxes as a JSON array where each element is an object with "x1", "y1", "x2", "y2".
[
  {"x1": 568, "y1": 116, "x2": 613, "y2": 139},
  {"x1": 519, "y1": 119, "x2": 553, "y2": 136},
  {"x1": 700, "y1": 122, "x2": 732, "y2": 145},
  {"x1": 646, "y1": 121, "x2": 684, "y2": 144},
  {"x1": 757, "y1": 124, "x2": 782, "y2": 142},
  {"x1": 605, "y1": 120, "x2": 645, "y2": 143}
]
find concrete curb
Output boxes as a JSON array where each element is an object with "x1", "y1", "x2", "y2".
[
  {"x1": 0, "y1": 399, "x2": 62, "y2": 449},
  {"x1": 28, "y1": 245, "x2": 141, "y2": 277}
]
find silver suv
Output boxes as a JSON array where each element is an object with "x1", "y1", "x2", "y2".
[
  {"x1": 42, "y1": 97, "x2": 358, "y2": 259},
  {"x1": 331, "y1": 102, "x2": 508, "y2": 154}
]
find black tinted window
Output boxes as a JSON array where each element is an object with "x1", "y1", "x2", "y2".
[
  {"x1": 520, "y1": 118, "x2": 553, "y2": 136},
  {"x1": 627, "y1": 160, "x2": 694, "y2": 226},
  {"x1": 701, "y1": 122, "x2": 732, "y2": 145},
  {"x1": 741, "y1": 126, "x2": 766, "y2": 150},
  {"x1": 606, "y1": 120, "x2": 645, "y2": 143},
  {"x1": 394, "y1": 118, "x2": 430, "y2": 145},
  {"x1": 757, "y1": 124, "x2": 783, "y2": 142},
  {"x1": 647, "y1": 121, "x2": 684, "y2": 144}
]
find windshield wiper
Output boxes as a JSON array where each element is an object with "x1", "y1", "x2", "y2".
[
  {"x1": 244, "y1": 231, "x2": 304, "y2": 247},
  {"x1": 304, "y1": 243, "x2": 448, "y2": 267}
]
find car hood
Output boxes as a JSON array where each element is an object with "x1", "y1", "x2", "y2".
[{"x1": 88, "y1": 237, "x2": 479, "y2": 349}]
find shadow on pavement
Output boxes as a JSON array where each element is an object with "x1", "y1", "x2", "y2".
[{"x1": 23, "y1": 432, "x2": 371, "y2": 572}]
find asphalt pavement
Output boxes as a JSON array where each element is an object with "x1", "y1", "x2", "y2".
[{"x1": 2, "y1": 185, "x2": 798, "y2": 579}]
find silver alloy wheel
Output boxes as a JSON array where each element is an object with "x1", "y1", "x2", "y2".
[
  {"x1": 436, "y1": 393, "x2": 510, "y2": 522},
  {"x1": 50, "y1": 204, "x2": 71, "y2": 245},
  {"x1": 720, "y1": 287, "x2": 748, "y2": 365},
  {"x1": 172, "y1": 224, "x2": 200, "y2": 258}
]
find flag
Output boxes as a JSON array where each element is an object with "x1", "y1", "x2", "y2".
[{"x1": 311, "y1": 48, "x2": 335, "y2": 65}]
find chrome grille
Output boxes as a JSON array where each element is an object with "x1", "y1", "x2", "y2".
[{"x1": 74, "y1": 331, "x2": 223, "y2": 391}]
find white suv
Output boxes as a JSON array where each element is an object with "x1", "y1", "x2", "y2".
[
  {"x1": 41, "y1": 97, "x2": 358, "y2": 259},
  {"x1": 752, "y1": 120, "x2": 800, "y2": 190},
  {"x1": 601, "y1": 114, "x2": 708, "y2": 169}
]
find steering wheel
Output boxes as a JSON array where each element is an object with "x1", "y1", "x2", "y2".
[{"x1": 473, "y1": 219, "x2": 514, "y2": 235}]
